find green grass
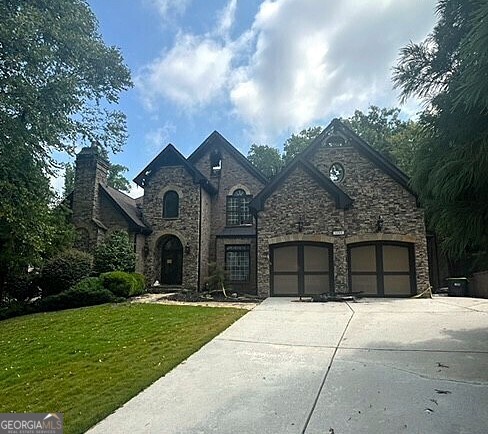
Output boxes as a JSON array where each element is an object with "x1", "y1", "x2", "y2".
[{"x1": 0, "y1": 303, "x2": 245, "y2": 433}]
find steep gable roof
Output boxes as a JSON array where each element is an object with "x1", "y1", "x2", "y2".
[
  {"x1": 188, "y1": 131, "x2": 268, "y2": 184},
  {"x1": 250, "y1": 158, "x2": 353, "y2": 212},
  {"x1": 301, "y1": 118, "x2": 414, "y2": 195},
  {"x1": 99, "y1": 184, "x2": 150, "y2": 233},
  {"x1": 133, "y1": 144, "x2": 216, "y2": 194}
]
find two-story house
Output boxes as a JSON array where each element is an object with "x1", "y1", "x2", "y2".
[{"x1": 68, "y1": 119, "x2": 430, "y2": 297}]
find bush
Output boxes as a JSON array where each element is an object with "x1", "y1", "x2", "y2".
[
  {"x1": 40, "y1": 249, "x2": 93, "y2": 296},
  {"x1": 94, "y1": 231, "x2": 135, "y2": 274},
  {"x1": 130, "y1": 273, "x2": 146, "y2": 296},
  {"x1": 2, "y1": 271, "x2": 40, "y2": 303},
  {"x1": 39, "y1": 277, "x2": 117, "y2": 311},
  {"x1": 100, "y1": 271, "x2": 146, "y2": 298}
]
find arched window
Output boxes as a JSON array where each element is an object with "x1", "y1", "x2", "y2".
[
  {"x1": 163, "y1": 191, "x2": 179, "y2": 218},
  {"x1": 226, "y1": 188, "x2": 252, "y2": 226}
]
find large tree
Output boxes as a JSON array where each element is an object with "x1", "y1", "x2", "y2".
[
  {"x1": 247, "y1": 144, "x2": 283, "y2": 180},
  {"x1": 343, "y1": 106, "x2": 422, "y2": 175},
  {"x1": 282, "y1": 126, "x2": 323, "y2": 164},
  {"x1": 0, "y1": 0, "x2": 132, "y2": 295},
  {"x1": 393, "y1": 0, "x2": 488, "y2": 262}
]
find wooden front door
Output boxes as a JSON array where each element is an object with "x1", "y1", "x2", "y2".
[{"x1": 161, "y1": 236, "x2": 183, "y2": 285}]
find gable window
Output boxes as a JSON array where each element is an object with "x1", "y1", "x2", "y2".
[
  {"x1": 210, "y1": 149, "x2": 222, "y2": 177},
  {"x1": 226, "y1": 188, "x2": 252, "y2": 226},
  {"x1": 163, "y1": 190, "x2": 179, "y2": 218},
  {"x1": 225, "y1": 245, "x2": 250, "y2": 282}
]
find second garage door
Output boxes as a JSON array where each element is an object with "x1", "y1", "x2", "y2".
[{"x1": 271, "y1": 243, "x2": 333, "y2": 296}]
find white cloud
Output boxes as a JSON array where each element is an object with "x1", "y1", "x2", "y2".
[
  {"x1": 144, "y1": 122, "x2": 177, "y2": 155},
  {"x1": 230, "y1": 0, "x2": 436, "y2": 136},
  {"x1": 139, "y1": 0, "x2": 436, "y2": 137},
  {"x1": 149, "y1": 0, "x2": 191, "y2": 20},
  {"x1": 128, "y1": 182, "x2": 145, "y2": 199}
]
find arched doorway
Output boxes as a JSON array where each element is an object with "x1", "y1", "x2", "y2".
[{"x1": 160, "y1": 235, "x2": 183, "y2": 285}]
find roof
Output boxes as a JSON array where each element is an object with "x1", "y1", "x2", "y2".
[
  {"x1": 250, "y1": 159, "x2": 353, "y2": 212},
  {"x1": 188, "y1": 131, "x2": 268, "y2": 185},
  {"x1": 133, "y1": 144, "x2": 217, "y2": 194},
  {"x1": 217, "y1": 226, "x2": 256, "y2": 238},
  {"x1": 300, "y1": 118, "x2": 414, "y2": 195},
  {"x1": 100, "y1": 184, "x2": 150, "y2": 232}
]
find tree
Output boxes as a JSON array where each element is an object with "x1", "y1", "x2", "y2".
[
  {"x1": 342, "y1": 106, "x2": 422, "y2": 175},
  {"x1": 393, "y1": 0, "x2": 488, "y2": 262},
  {"x1": 107, "y1": 164, "x2": 131, "y2": 193},
  {"x1": 63, "y1": 163, "x2": 75, "y2": 196},
  {"x1": 94, "y1": 230, "x2": 136, "y2": 274},
  {"x1": 283, "y1": 126, "x2": 323, "y2": 164},
  {"x1": 0, "y1": 0, "x2": 132, "y2": 295},
  {"x1": 247, "y1": 144, "x2": 283, "y2": 179}
]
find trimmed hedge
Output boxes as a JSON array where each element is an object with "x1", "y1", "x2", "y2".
[
  {"x1": 100, "y1": 271, "x2": 146, "y2": 298},
  {"x1": 40, "y1": 249, "x2": 93, "y2": 296},
  {"x1": 39, "y1": 278, "x2": 118, "y2": 311}
]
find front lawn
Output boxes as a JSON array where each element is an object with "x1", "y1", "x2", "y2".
[{"x1": 0, "y1": 303, "x2": 245, "y2": 433}]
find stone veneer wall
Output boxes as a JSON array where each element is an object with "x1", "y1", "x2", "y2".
[
  {"x1": 310, "y1": 144, "x2": 429, "y2": 294},
  {"x1": 257, "y1": 166, "x2": 345, "y2": 297},
  {"x1": 142, "y1": 166, "x2": 200, "y2": 288},
  {"x1": 193, "y1": 147, "x2": 264, "y2": 262},
  {"x1": 72, "y1": 147, "x2": 109, "y2": 250},
  {"x1": 256, "y1": 144, "x2": 430, "y2": 297},
  {"x1": 199, "y1": 188, "x2": 212, "y2": 289}
]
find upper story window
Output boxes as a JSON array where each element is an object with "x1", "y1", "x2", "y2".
[
  {"x1": 163, "y1": 190, "x2": 179, "y2": 218},
  {"x1": 226, "y1": 188, "x2": 252, "y2": 226},
  {"x1": 210, "y1": 149, "x2": 222, "y2": 177}
]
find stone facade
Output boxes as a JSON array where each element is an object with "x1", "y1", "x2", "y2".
[{"x1": 69, "y1": 121, "x2": 430, "y2": 298}]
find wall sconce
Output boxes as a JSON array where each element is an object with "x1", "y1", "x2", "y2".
[
  {"x1": 185, "y1": 242, "x2": 191, "y2": 255},
  {"x1": 376, "y1": 215, "x2": 384, "y2": 232},
  {"x1": 143, "y1": 244, "x2": 149, "y2": 257}
]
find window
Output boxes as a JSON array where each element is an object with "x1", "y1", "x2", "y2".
[
  {"x1": 163, "y1": 190, "x2": 179, "y2": 218},
  {"x1": 225, "y1": 245, "x2": 250, "y2": 281},
  {"x1": 226, "y1": 189, "x2": 252, "y2": 226},
  {"x1": 210, "y1": 150, "x2": 222, "y2": 177},
  {"x1": 329, "y1": 162, "x2": 345, "y2": 183}
]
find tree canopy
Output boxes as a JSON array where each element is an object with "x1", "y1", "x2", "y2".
[
  {"x1": 0, "y1": 0, "x2": 132, "y2": 297},
  {"x1": 247, "y1": 144, "x2": 283, "y2": 180},
  {"x1": 282, "y1": 126, "x2": 323, "y2": 164},
  {"x1": 393, "y1": 0, "x2": 488, "y2": 261}
]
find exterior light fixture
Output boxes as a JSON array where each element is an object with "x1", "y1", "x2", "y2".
[{"x1": 376, "y1": 215, "x2": 384, "y2": 232}]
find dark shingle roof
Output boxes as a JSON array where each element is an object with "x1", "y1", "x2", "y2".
[{"x1": 100, "y1": 184, "x2": 149, "y2": 232}]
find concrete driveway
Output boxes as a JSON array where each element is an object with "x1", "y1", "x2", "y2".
[{"x1": 88, "y1": 297, "x2": 488, "y2": 434}]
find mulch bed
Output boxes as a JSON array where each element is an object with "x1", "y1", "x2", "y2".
[{"x1": 162, "y1": 289, "x2": 262, "y2": 304}]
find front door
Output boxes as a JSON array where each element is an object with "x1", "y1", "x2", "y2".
[
  {"x1": 161, "y1": 236, "x2": 183, "y2": 285},
  {"x1": 271, "y1": 242, "x2": 333, "y2": 296}
]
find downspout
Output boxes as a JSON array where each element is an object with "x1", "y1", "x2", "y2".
[
  {"x1": 197, "y1": 184, "x2": 202, "y2": 291},
  {"x1": 254, "y1": 211, "x2": 259, "y2": 295}
]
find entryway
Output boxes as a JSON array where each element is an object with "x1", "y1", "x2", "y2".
[
  {"x1": 161, "y1": 235, "x2": 183, "y2": 285},
  {"x1": 270, "y1": 242, "x2": 333, "y2": 296}
]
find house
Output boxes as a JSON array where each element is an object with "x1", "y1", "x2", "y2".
[{"x1": 68, "y1": 119, "x2": 430, "y2": 297}]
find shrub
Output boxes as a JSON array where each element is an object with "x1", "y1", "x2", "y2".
[
  {"x1": 39, "y1": 277, "x2": 117, "y2": 311},
  {"x1": 93, "y1": 231, "x2": 135, "y2": 274},
  {"x1": 130, "y1": 273, "x2": 146, "y2": 296},
  {"x1": 100, "y1": 271, "x2": 147, "y2": 298},
  {"x1": 2, "y1": 271, "x2": 40, "y2": 303},
  {"x1": 40, "y1": 249, "x2": 93, "y2": 296}
]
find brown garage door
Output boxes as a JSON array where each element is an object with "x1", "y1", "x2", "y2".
[
  {"x1": 271, "y1": 243, "x2": 333, "y2": 296},
  {"x1": 348, "y1": 242, "x2": 416, "y2": 296}
]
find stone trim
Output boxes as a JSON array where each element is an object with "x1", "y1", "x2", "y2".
[
  {"x1": 153, "y1": 230, "x2": 187, "y2": 247},
  {"x1": 160, "y1": 185, "x2": 184, "y2": 200},
  {"x1": 227, "y1": 183, "x2": 251, "y2": 196},
  {"x1": 346, "y1": 233, "x2": 417, "y2": 244},
  {"x1": 268, "y1": 233, "x2": 335, "y2": 245}
]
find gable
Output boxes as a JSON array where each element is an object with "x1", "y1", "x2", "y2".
[
  {"x1": 250, "y1": 159, "x2": 353, "y2": 212},
  {"x1": 301, "y1": 119, "x2": 414, "y2": 196},
  {"x1": 133, "y1": 144, "x2": 216, "y2": 194},
  {"x1": 188, "y1": 131, "x2": 268, "y2": 185}
]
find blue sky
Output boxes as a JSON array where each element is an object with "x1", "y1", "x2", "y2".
[{"x1": 54, "y1": 0, "x2": 438, "y2": 196}]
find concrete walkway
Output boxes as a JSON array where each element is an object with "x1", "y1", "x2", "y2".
[{"x1": 88, "y1": 297, "x2": 488, "y2": 434}]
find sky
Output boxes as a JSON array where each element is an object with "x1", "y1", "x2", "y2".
[{"x1": 54, "y1": 0, "x2": 438, "y2": 197}]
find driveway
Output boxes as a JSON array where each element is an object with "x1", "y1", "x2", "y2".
[{"x1": 88, "y1": 297, "x2": 488, "y2": 434}]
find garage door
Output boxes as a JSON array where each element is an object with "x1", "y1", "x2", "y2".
[
  {"x1": 271, "y1": 243, "x2": 333, "y2": 296},
  {"x1": 348, "y1": 242, "x2": 416, "y2": 296}
]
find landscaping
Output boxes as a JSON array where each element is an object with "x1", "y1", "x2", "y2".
[{"x1": 0, "y1": 303, "x2": 246, "y2": 434}]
